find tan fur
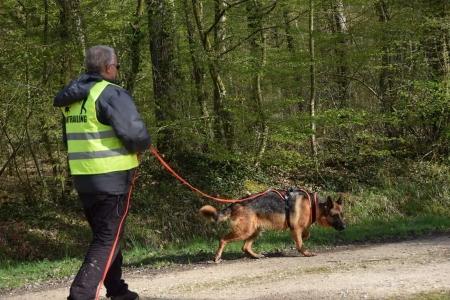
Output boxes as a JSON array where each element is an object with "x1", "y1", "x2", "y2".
[
  {"x1": 199, "y1": 205, "x2": 218, "y2": 222},
  {"x1": 200, "y1": 193, "x2": 345, "y2": 263}
]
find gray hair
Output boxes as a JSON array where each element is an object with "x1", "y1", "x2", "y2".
[{"x1": 84, "y1": 45, "x2": 116, "y2": 73}]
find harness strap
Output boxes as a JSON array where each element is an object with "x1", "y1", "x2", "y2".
[
  {"x1": 291, "y1": 188, "x2": 317, "y2": 226},
  {"x1": 311, "y1": 192, "x2": 318, "y2": 224},
  {"x1": 285, "y1": 193, "x2": 292, "y2": 229}
]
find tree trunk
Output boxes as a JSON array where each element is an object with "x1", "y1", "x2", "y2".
[
  {"x1": 42, "y1": 0, "x2": 49, "y2": 84},
  {"x1": 421, "y1": 0, "x2": 449, "y2": 81},
  {"x1": 419, "y1": 0, "x2": 449, "y2": 153},
  {"x1": 41, "y1": 0, "x2": 59, "y2": 180},
  {"x1": 375, "y1": 0, "x2": 394, "y2": 114},
  {"x1": 213, "y1": 0, "x2": 234, "y2": 150},
  {"x1": 214, "y1": 0, "x2": 227, "y2": 55},
  {"x1": 56, "y1": 0, "x2": 71, "y2": 83},
  {"x1": 192, "y1": 0, "x2": 235, "y2": 150},
  {"x1": 183, "y1": 0, "x2": 213, "y2": 145},
  {"x1": 56, "y1": 0, "x2": 86, "y2": 82},
  {"x1": 284, "y1": 8, "x2": 305, "y2": 112},
  {"x1": 443, "y1": 31, "x2": 450, "y2": 96},
  {"x1": 283, "y1": 9, "x2": 296, "y2": 52},
  {"x1": 309, "y1": 0, "x2": 318, "y2": 158},
  {"x1": 72, "y1": 0, "x2": 86, "y2": 56},
  {"x1": 124, "y1": 0, "x2": 145, "y2": 93},
  {"x1": 147, "y1": 0, "x2": 181, "y2": 154},
  {"x1": 246, "y1": 0, "x2": 269, "y2": 166},
  {"x1": 332, "y1": 0, "x2": 350, "y2": 107}
]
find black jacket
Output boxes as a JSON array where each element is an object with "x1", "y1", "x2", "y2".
[{"x1": 54, "y1": 73, "x2": 151, "y2": 194}]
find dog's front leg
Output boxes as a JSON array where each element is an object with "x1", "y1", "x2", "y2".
[
  {"x1": 214, "y1": 231, "x2": 243, "y2": 263},
  {"x1": 291, "y1": 227, "x2": 315, "y2": 257},
  {"x1": 214, "y1": 238, "x2": 228, "y2": 263},
  {"x1": 302, "y1": 229, "x2": 310, "y2": 240}
]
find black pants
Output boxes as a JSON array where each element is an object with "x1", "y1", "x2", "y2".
[{"x1": 68, "y1": 193, "x2": 130, "y2": 300}]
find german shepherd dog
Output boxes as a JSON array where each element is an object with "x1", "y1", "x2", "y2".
[{"x1": 200, "y1": 188, "x2": 345, "y2": 263}]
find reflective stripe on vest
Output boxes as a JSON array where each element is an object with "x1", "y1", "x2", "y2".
[{"x1": 63, "y1": 80, "x2": 138, "y2": 175}]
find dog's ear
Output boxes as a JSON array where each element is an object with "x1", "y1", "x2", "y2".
[
  {"x1": 326, "y1": 196, "x2": 333, "y2": 209},
  {"x1": 336, "y1": 195, "x2": 344, "y2": 205}
]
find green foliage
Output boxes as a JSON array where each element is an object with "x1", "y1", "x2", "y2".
[
  {"x1": 346, "y1": 161, "x2": 450, "y2": 221},
  {"x1": 0, "y1": 0, "x2": 449, "y2": 290},
  {"x1": 0, "y1": 198, "x2": 88, "y2": 262},
  {"x1": 394, "y1": 80, "x2": 450, "y2": 156}
]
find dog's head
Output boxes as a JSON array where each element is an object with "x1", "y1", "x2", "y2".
[{"x1": 318, "y1": 195, "x2": 346, "y2": 231}]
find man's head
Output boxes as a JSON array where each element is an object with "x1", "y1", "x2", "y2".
[{"x1": 85, "y1": 45, "x2": 119, "y2": 81}]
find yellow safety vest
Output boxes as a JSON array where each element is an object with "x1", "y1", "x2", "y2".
[{"x1": 63, "y1": 80, "x2": 138, "y2": 175}]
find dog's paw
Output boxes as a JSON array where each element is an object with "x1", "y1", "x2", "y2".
[
  {"x1": 245, "y1": 252, "x2": 265, "y2": 259},
  {"x1": 214, "y1": 257, "x2": 223, "y2": 264},
  {"x1": 302, "y1": 251, "x2": 316, "y2": 257}
]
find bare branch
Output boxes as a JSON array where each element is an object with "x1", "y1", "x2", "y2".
[
  {"x1": 219, "y1": 24, "x2": 275, "y2": 56},
  {"x1": 204, "y1": 0, "x2": 252, "y2": 38},
  {"x1": 0, "y1": 142, "x2": 23, "y2": 178},
  {"x1": 219, "y1": 13, "x2": 300, "y2": 57},
  {"x1": 261, "y1": 1, "x2": 278, "y2": 16},
  {"x1": 330, "y1": 73, "x2": 381, "y2": 100}
]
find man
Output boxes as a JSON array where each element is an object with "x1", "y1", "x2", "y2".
[{"x1": 54, "y1": 45, "x2": 150, "y2": 300}]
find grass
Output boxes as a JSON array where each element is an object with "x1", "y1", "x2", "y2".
[
  {"x1": 396, "y1": 290, "x2": 450, "y2": 300},
  {"x1": 0, "y1": 258, "x2": 79, "y2": 290},
  {"x1": 1, "y1": 160, "x2": 449, "y2": 292},
  {"x1": 1, "y1": 214, "x2": 449, "y2": 291}
]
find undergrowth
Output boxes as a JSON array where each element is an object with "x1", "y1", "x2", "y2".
[{"x1": 0, "y1": 160, "x2": 449, "y2": 290}]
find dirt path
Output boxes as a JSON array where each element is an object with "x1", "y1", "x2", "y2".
[{"x1": 3, "y1": 235, "x2": 450, "y2": 300}]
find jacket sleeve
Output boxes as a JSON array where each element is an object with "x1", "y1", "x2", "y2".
[
  {"x1": 53, "y1": 74, "x2": 100, "y2": 107},
  {"x1": 96, "y1": 86, "x2": 151, "y2": 153},
  {"x1": 53, "y1": 79, "x2": 78, "y2": 107}
]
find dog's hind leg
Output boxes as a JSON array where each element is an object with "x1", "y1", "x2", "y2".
[
  {"x1": 215, "y1": 218, "x2": 258, "y2": 262},
  {"x1": 291, "y1": 227, "x2": 315, "y2": 257},
  {"x1": 242, "y1": 229, "x2": 264, "y2": 259}
]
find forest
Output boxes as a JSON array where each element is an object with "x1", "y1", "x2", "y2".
[{"x1": 0, "y1": 0, "x2": 449, "y2": 271}]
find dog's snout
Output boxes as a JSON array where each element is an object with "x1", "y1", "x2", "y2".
[{"x1": 333, "y1": 220, "x2": 346, "y2": 231}]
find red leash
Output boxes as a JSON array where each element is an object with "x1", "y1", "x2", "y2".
[
  {"x1": 93, "y1": 147, "x2": 286, "y2": 299},
  {"x1": 150, "y1": 146, "x2": 285, "y2": 203},
  {"x1": 93, "y1": 146, "x2": 317, "y2": 299},
  {"x1": 94, "y1": 169, "x2": 139, "y2": 300}
]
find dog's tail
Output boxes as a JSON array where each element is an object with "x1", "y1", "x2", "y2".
[{"x1": 199, "y1": 205, "x2": 230, "y2": 222}]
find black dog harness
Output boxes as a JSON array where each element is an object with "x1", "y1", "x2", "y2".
[
  {"x1": 284, "y1": 188, "x2": 317, "y2": 229},
  {"x1": 284, "y1": 192, "x2": 293, "y2": 229}
]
